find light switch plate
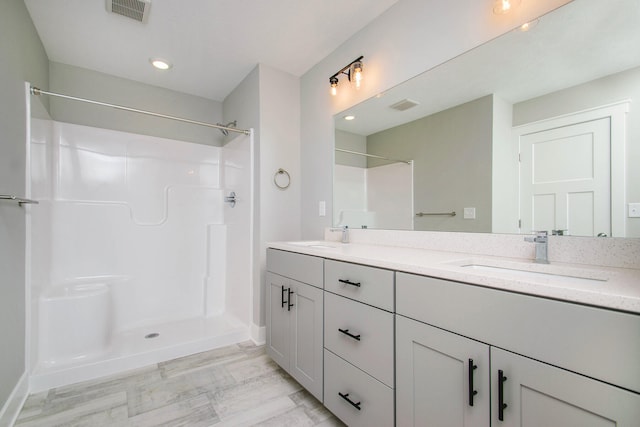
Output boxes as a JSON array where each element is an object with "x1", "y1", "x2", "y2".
[
  {"x1": 629, "y1": 203, "x2": 640, "y2": 218},
  {"x1": 319, "y1": 200, "x2": 326, "y2": 217},
  {"x1": 463, "y1": 207, "x2": 476, "y2": 219}
]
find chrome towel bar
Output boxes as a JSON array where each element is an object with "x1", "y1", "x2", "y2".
[
  {"x1": 0, "y1": 195, "x2": 39, "y2": 206},
  {"x1": 416, "y1": 211, "x2": 456, "y2": 217}
]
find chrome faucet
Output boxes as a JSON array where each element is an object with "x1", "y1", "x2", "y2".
[
  {"x1": 330, "y1": 226, "x2": 349, "y2": 243},
  {"x1": 524, "y1": 231, "x2": 549, "y2": 264}
]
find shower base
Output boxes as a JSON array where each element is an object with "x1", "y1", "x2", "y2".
[{"x1": 30, "y1": 314, "x2": 250, "y2": 393}]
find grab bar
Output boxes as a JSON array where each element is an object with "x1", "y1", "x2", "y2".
[
  {"x1": 415, "y1": 211, "x2": 456, "y2": 217},
  {"x1": 0, "y1": 195, "x2": 39, "y2": 206}
]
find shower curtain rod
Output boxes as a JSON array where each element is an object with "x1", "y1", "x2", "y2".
[
  {"x1": 30, "y1": 86, "x2": 251, "y2": 136},
  {"x1": 335, "y1": 148, "x2": 412, "y2": 165}
]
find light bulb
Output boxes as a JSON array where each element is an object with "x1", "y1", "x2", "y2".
[
  {"x1": 330, "y1": 77, "x2": 338, "y2": 96},
  {"x1": 493, "y1": 0, "x2": 520, "y2": 14},
  {"x1": 352, "y1": 62, "x2": 363, "y2": 90}
]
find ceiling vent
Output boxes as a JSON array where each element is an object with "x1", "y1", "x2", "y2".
[
  {"x1": 389, "y1": 98, "x2": 420, "y2": 111},
  {"x1": 106, "y1": 0, "x2": 151, "y2": 23}
]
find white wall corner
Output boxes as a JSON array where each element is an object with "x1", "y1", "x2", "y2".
[
  {"x1": 250, "y1": 323, "x2": 266, "y2": 346},
  {"x1": 0, "y1": 372, "x2": 29, "y2": 427}
]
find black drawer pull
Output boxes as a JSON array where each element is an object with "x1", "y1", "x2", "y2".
[
  {"x1": 338, "y1": 328, "x2": 361, "y2": 341},
  {"x1": 287, "y1": 288, "x2": 294, "y2": 311},
  {"x1": 281, "y1": 285, "x2": 287, "y2": 308},
  {"x1": 498, "y1": 369, "x2": 508, "y2": 421},
  {"x1": 468, "y1": 358, "x2": 478, "y2": 406},
  {"x1": 338, "y1": 392, "x2": 361, "y2": 410},
  {"x1": 338, "y1": 279, "x2": 361, "y2": 287}
]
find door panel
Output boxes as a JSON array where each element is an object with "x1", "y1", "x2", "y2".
[
  {"x1": 396, "y1": 315, "x2": 490, "y2": 427},
  {"x1": 520, "y1": 117, "x2": 610, "y2": 236},
  {"x1": 289, "y1": 281, "x2": 324, "y2": 400},
  {"x1": 265, "y1": 272, "x2": 289, "y2": 370},
  {"x1": 491, "y1": 347, "x2": 640, "y2": 427}
]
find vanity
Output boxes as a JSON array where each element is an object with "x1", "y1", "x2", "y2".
[{"x1": 266, "y1": 234, "x2": 640, "y2": 426}]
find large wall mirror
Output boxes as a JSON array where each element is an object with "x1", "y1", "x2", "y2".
[{"x1": 333, "y1": 0, "x2": 640, "y2": 238}]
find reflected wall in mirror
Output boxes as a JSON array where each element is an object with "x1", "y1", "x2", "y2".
[{"x1": 333, "y1": 0, "x2": 640, "y2": 237}]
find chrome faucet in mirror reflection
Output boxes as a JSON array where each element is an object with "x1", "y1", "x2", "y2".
[
  {"x1": 525, "y1": 231, "x2": 549, "y2": 264},
  {"x1": 330, "y1": 226, "x2": 349, "y2": 243}
]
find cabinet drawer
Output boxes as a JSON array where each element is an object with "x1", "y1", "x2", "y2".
[
  {"x1": 324, "y1": 292, "x2": 394, "y2": 387},
  {"x1": 324, "y1": 259, "x2": 394, "y2": 311},
  {"x1": 397, "y1": 272, "x2": 640, "y2": 394},
  {"x1": 324, "y1": 349, "x2": 394, "y2": 427},
  {"x1": 266, "y1": 248, "x2": 323, "y2": 288}
]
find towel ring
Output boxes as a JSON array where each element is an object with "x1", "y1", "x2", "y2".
[{"x1": 274, "y1": 168, "x2": 291, "y2": 189}]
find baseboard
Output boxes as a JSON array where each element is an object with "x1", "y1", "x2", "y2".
[
  {"x1": 250, "y1": 323, "x2": 266, "y2": 345},
  {"x1": 0, "y1": 372, "x2": 29, "y2": 427}
]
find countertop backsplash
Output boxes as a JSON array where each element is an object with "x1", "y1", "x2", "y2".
[{"x1": 324, "y1": 229, "x2": 640, "y2": 270}]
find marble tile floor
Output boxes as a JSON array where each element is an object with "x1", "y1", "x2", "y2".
[{"x1": 15, "y1": 341, "x2": 346, "y2": 427}]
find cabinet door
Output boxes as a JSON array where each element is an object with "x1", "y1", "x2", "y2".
[
  {"x1": 289, "y1": 280, "x2": 324, "y2": 401},
  {"x1": 491, "y1": 347, "x2": 640, "y2": 427},
  {"x1": 266, "y1": 272, "x2": 290, "y2": 370},
  {"x1": 396, "y1": 315, "x2": 490, "y2": 427}
]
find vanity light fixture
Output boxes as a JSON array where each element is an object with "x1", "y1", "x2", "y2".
[
  {"x1": 329, "y1": 56, "x2": 364, "y2": 96},
  {"x1": 150, "y1": 58, "x2": 172, "y2": 70},
  {"x1": 493, "y1": 0, "x2": 521, "y2": 14}
]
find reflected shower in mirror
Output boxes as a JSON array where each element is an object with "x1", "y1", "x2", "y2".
[{"x1": 333, "y1": 0, "x2": 640, "y2": 237}]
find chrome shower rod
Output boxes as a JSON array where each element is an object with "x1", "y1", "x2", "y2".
[
  {"x1": 30, "y1": 87, "x2": 251, "y2": 136},
  {"x1": 335, "y1": 148, "x2": 411, "y2": 165},
  {"x1": 0, "y1": 195, "x2": 39, "y2": 206}
]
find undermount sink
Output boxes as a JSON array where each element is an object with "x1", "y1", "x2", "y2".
[
  {"x1": 285, "y1": 241, "x2": 341, "y2": 249},
  {"x1": 450, "y1": 259, "x2": 609, "y2": 285}
]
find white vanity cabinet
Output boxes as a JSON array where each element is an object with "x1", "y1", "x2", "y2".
[
  {"x1": 396, "y1": 315, "x2": 490, "y2": 427},
  {"x1": 266, "y1": 249, "x2": 324, "y2": 401},
  {"x1": 491, "y1": 347, "x2": 640, "y2": 426},
  {"x1": 396, "y1": 272, "x2": 640, "y2": 426},
  {"x1": 323, "y1": 260, "x2": 395, "y2": 427}
]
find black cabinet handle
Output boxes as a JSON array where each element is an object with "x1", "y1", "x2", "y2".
[
  {"x1": 287, "y1": 288, "x2": 294, "y2": 311},
  {"x1": 281, "y1": 285, "x2": 287, "y2": 308},
  {"x1": 338, "y1": 279, "x2": 361, "y2": 287},
  {"x1": 498, "y1": 369, "x2": 508, "y2": 421},
  {"x1": 338, "y1": 328, "x2": 361, "y2": 341},
  {"x1": 338, "y1": 392, "x2": 361, "y2": 410},
  {"x1": 468, "y1": 358, "x2": 478, "y2": 406}
]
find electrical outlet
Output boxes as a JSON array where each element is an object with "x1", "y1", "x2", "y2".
[
  {"x1": 629, "y1": 203, "x2": 640, "y2": 218},
  {"x1": 463, "y1": 207, "x2": 476, "y2": 219}
]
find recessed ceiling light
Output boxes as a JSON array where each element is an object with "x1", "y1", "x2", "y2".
[
  {"x1": 150, "y1": 58, "x2": 172, "y2": 70},
  {"x1": 344, "y1": 115, "x2": 356, "y2": 121},
  {"x1": 519, "y1": 19, "x2": 539, "y2": 32}
]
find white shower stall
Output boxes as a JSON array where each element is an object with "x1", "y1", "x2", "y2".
[{"x1": 27, "y1": 104, "x2": 254, "y2": 391}]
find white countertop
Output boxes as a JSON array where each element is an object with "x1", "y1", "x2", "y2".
[{"x1": 268, "y1": 241, "x2": 640, "y2": 315}]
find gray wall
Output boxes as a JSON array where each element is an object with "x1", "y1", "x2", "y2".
[
  {"x1": 223, "y1": 66, "x2": 261, "y2": 329},
  {"x1": 367, "y1": 95, "x2": 493, "y2": 232},
  {"x1": 49, "y1": 62, "x2": 225, "y2": 146},
  {"x1": 514, "y1": 66, "x2": 640, "y2": 237},
  {"x1": 335, "y1": 130, "x2": 367, "y2": 168},
  {"x1": 0, "y1": 0, "x2": 49, "y2": 413},
  {"x1": 224, "y1": 64, "x2": 302, "y2": 331}
]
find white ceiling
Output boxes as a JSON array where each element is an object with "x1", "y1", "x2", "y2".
[{"x1": 23, "y1": 0, "x2": 400, "y2": 101}]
